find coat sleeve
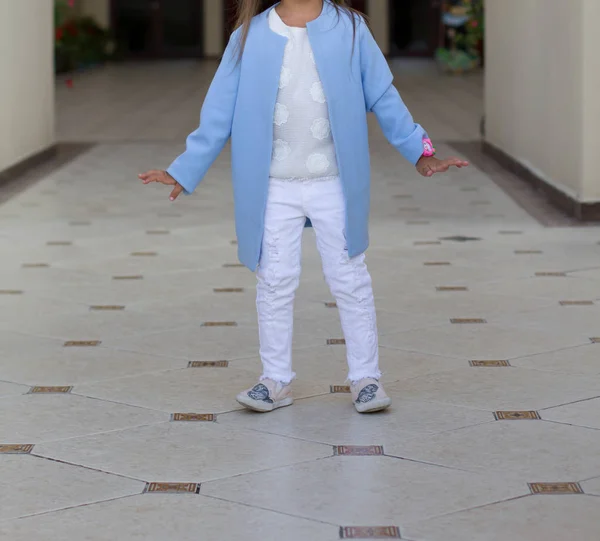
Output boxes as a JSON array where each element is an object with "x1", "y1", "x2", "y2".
[
  {"x1": 359, "y1": 21, "x2": 430, "y2": 166},
  {"x1": 166, "y1": 30, "x2": 241, "y2": 194}
]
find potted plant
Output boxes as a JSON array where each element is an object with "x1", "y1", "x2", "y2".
[{"x1": 435, "y1": 0, "x2": 484, "y2": 74}]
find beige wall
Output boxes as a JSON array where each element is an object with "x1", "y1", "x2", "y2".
[
  {"x1": 582, "y1": 0, "x2": 600, "y2": 201},
  {"x1": 79, "y1": 0, "x2": 110, "y2": 29},
  {"x1": 204, "y1": 1, "x2": 224, "y2": 56},
  {"x1": 485, "y1": 0, "x2": 599, "y2": 203},
  {"x1": 0, "y1": 1, "x2": 54, "y2": 172},
  {"x1": 367, "y1": 0, "x2": 389, "y2": 55}
]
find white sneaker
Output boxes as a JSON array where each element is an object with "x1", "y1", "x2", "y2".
[
  {"x1": 236, "y1": 379, "x2": 294, "y2": 412},
  {"x1": 351, "y1": 378, "x2": 392, "y2": 413}
]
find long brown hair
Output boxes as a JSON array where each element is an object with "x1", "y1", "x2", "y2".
[{"x1": 232, "y1": 0, "x2": 366, "y2": 60}]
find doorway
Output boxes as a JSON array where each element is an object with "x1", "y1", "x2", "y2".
[
  {"x1": 111, "y1": 0, "x2": 204, "y2": 58},
  {"x1": 389, "y1": 0, "x2": 442, "y2": 57}
]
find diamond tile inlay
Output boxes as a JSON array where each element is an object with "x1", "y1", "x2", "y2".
[
  {"x1": 47, "y1": 241, "x2": 72, "y2": 246},
  {"x1": 424, "y1": 261, "x2": 451, "y2": 266},
  {"x1": 171, "y1": 413, "x2": 215, "y2": 422},
  {"x1": 535, "y1": 272, "x2": 566, "y2": 277},
  {"x1": 559, "y1": 301, "x2": 594, "y2": 306},
  {"x1": 188, "y1": 360, "x2": 229, "y2": 368},
  {"x1": 414, "y1": 241, "x2": 441, "y2": 246},
  {"x1": 450, "y1": 318, "x2": 487, "y2": 324},
  {"x1": 340, "y1": 526, "x2": 401, "y2": 539},
  {"x1": 470, "y1": 360, "x2": 511, "y2": 367},
  {"x1": 0, "y1": 444, "x2": 34, "y2": 454},
  {"x1": 213, "y1": 288, "x2": 244, "y2": 293},
  {"x1": 590, "y1": 338, "x2": 600, "y2": 344},
  {"x1": 495, "y1": 411, "x2": 541, "y2": 420},
  {"x1": 529, "y1": 482, "x2": 583, "y2": 495},
  {"x1": 64, "y1": 341, "x2": 101, "y2": 347},
  {"x1": 202, "y1": 322, "x2": 237, "y2": 327},
  {"x1": 22, "y1": 263, "x2": 50, "y2": 268},
  {"x1": 436, "y1": 286, "x2": 468, "y2": 292},
  {"x1": 90, "y1": 305, "x2": 126, "y2": 311},
  {"x1": 0, "y1": 290, "x2": 23, "y2": 295},
  {"x1": 29, "y1": 386, "x2": 73, "y2": 394},
  {"x1": 334, "y1": 446, "x2": 384, "y2": 456},
  {"x1": 131, "y1": 251, "x2": 157, "y2": 256},
  {"x1": 515, "y1": 250, "x2": 543, "y2": 255},
  {"x1": 144, "y1": 482, "x2": 200, "y2": 494},
  {"x1": 327, "y1": 339, "x2": 346, "y2": 345},
  {"x1": 325, "y1": 302, "x2": 338, "y2": 308},
  {"x1": 113, "y1": 275, "x2": 143, "y2": 280},
  {"x1": 223, "y1": 263, "x2": 244, "y2": 268},
  {"x1": 330, "y1": 385, "x2": 351, "y2": 394},
  {"x1": 440, "y1": 236, "x2": 481, "y2": 242}
]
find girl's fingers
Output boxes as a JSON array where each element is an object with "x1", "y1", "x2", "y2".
[{"x1": 170, "y1": 184, "x2": 184, "y2": 201}]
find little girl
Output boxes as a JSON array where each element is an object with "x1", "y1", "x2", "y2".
[{"x1": 140, "y1": 0, "x2": 468, "y2": 414}]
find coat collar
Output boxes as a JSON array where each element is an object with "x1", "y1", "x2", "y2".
[{"x1": 259, "y1": 0, "x2": 338, "y2": 35}]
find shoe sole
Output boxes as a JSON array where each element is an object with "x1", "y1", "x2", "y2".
[
  {"x1": 236, "y1": 395, "x2": 294, "y2": 413},
  {"x1": 355, "y1": 397, "x2": 392, "y2": 413}
]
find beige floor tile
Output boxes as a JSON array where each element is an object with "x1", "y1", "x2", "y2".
[
  {"x1": 511, "y1": 344, "x2": 600, "y2": 375},
  {"x1": 219, "y1": 393, "x2": 492, "y2": 446},
  {"x1": 384, "y1": 421, "x2": 600, "y2": 481},
  {"x1": 203, "y1": 456, "x2": 527, "y2": 526},
  {"x1": 34, "y1": 423, "x2": 332, "y2": 483},
  {"x1": 0, "y1": 494, "x2": 335, "y2": 541},
  {"x1": 386, "y1": 367, "x2": 600, "y2": 411},
  {"x1": 380, "y1": 324, "x2": 588, "y2": 360},
  {"x1": 0, "y1": 455, "x2": 144, "y2": 521},
  {"x1": 403, "y1": 496, "x2": 600, "y2": 541},
  {"x1": 0, "y1": 380, "x2": 29, "y2": 398},
  {"x1": 581, "y1": 476, "x2": 600, "y2": 495},
  {"x1": 541, "y1": 397, "x2": 600, "y2": 430},
  {"x1": 0, "y1": 394, "x2": 168, "y2": 443}
]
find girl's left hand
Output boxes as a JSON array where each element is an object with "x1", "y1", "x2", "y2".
[{"x1": 416, "y1": 156, "x2": 469, "y2": 178}]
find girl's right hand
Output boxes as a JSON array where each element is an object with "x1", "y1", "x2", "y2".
[{"x1": 138, "y1": 170, "x2": 184, "y2": 201}]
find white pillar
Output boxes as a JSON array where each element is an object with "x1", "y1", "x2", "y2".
[
  {"x1": 0, "y1": 0, "x2": 55, "y2": 172},
  {"x1": 367, "y1": 0, "x2": 390, "y2": 55}
]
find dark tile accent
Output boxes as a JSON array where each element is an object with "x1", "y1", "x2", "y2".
[
  {"x1": 327, "y1": 339, "x2": 346, "y2": 345},
  {"x1": 0, "y1": 444, "x2": 34, "y2": 454},
  {"x1": 470, "y1": 360, "x2": 511, "y2": 367},
  {"x1": 64, "y1": 341, "x2": 101, "y2": 347},
  {"x1": 0, "y1": 144, "x2": 94, "y2": 204},
  {"x1": 223, "y1": 263, "x2": 245, "y2": 268},
  {"x1": 325, "y1": 302, "x2": 338, "y2": 308},
  {"x1": 334, "y1": 446, "x2": 384, "y2": 456},
  {"x1": 0, "y1": 290, "x2": 23, "y2": 295},
  {"x1": 113, "y1": 275, "x2": 143, "y2": 280},
  {"x1": 171, "y1": 413, "x2": 215, "y2": 422},
  {"x1": 47, "y1": 241, "x2": 72, "y2": 246},
  {"x1": 90, "y1": 305, "x2": 125, "y2": 311},
  {"x1": 559, "y1": 301, "x2": 594, "y2": 306},
  {"x1": 498, "y1": 231, "x2": 523, "y2": 235},
  {"x1": 590, "y1": 337, "x2": 600, "y2": 344},
  {"x1": 340, "y1": 526, "x2": 401, "y2": 539},
  {"x1": 440, "y1": 236, "x2": 481, "y2": 242},
  {"x1": 201, "y1": 322, "x2": 237, "y2": 327},
  {"x1": 515, "y1": 250, "x2": 543, "y2": 255},
  {"x1": 436, "y1": 286, "x2": 468, "y2": 292},
  {"x1": 188, "y1": 361, "x2": 229, "y2": 367},
  {"x1": 21, "y1": 263, "x2": 50, "y2": 268},
  {"x1": 330, "y1": 385, "x2": 351, "y2": 394},
  {"x1": 495, "y1": 411, "x2": 541, "y2": 420},
  {"x1": 131, "y1": 251, "x2": 157, "y2": 257},
  {"x1": 450, "y1": 318, "x2": 487, "y2": 324},
  {"x1": 414, "y1": 241, "x2": 441, "y2": 246},
  {"x1": 146, "y1": 230, "x2": 170, "y2": 235},
  {"x1": 424, "y1": 261, "x2": 451, "y2": 266},
  {"x1": 231, "y1": 240, "x2": 238, "y2": 245},
  {"x1": 214, "y1": 288, "x2": 244, "y2": 293},
  {"x1": 393, "y1": 194, "x2": 413, "y2": 199},
  {"x1": 29, "y1": 386, "x2": 73, "y2": 394},
  {"x1": 529, "y1": 482, "x2": 583, "y2": 495},
  {"x1": 144, "y1": 482, "x2": 200, "y2": 494},
  {"x1": 535, "y1": 272, "x2": 566, "y2": 277}
]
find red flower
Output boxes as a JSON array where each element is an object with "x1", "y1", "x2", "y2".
[
  {"x1": 66, "y1": 79, "x2": 74, "y2": 89},
  {"x1": 55, "y1": 27, "x2": 64, "y2": 41},
  {"x1": 471, "y1": 20, "x2": 479, "y2": 28}
]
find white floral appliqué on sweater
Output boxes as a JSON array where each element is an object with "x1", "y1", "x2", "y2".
[{"x1": 268, "y1": 8, "x2": 339, "y2": 179}]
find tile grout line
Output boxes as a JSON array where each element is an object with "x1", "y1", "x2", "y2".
[{"x1": 537, "y1": 394, "x2": 600, "y2": 412}]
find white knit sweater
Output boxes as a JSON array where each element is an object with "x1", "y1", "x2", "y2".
[{"x1": 268, "y1": 8, "x2": 339, "y2": 180}]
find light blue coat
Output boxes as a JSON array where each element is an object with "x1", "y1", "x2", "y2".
[{"x1": 167, "y1": 0, "x2": 429, "y2": 271}]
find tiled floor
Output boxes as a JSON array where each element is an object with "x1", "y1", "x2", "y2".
[{"x1": 1, "y1": 60, "x2": 600, "y2": 540}]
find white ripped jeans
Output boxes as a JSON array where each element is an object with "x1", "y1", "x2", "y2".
[{"x1": 256, "y1": 176, "x2": 381, "y2": 384}]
